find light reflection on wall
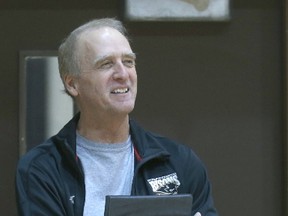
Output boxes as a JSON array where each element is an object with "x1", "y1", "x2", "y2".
[
  {"x1": 45, "y1": 57, "x2": 73, "y2": 138},
  {"x1": 20, "y1": 55, "x2": 73, "y2": 155}
]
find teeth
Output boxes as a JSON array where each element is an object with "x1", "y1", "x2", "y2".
[{"x1": 112, "y1": 88, "x2": 129, "y2": 94}]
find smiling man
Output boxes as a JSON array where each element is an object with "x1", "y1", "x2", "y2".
[
  {"x1": 16, "y1": 18, "x2": 218, "y2": 216},
  {"x1": 63, "y1": 26, "x2": 137, "y2": 144}
]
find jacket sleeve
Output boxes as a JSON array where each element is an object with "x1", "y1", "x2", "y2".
[
  {"x1": 15, "y1": 157, "x2": 68, "y2": 216},
  {"x1": 183, "y1": 148, "x2": 218, "y2": 216}
]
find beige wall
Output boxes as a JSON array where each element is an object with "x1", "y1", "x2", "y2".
[{"x1": 0, "y1": 1, "x2": 284, "y2": 215}]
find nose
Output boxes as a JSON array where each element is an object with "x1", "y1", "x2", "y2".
[{"x1": 113, "y1": 61, "x2": 129, "y2": 80}]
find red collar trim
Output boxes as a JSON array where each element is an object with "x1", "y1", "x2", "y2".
[{"x1": 134, "y1": 147, "x2": 142, "y2": 161}]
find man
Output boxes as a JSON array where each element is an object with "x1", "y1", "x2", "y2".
[{"x1": 16, "y1": 18, "x2": 217, "y2": 216}]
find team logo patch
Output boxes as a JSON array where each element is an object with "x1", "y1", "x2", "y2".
[{"x1": 147, "y1": 173, "x2": 181, "y2": 195}]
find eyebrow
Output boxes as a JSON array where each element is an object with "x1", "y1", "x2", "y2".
[
  {"x1": 94, "y1": 52, "x2": 136, "y2": 65},
  {"x1": 124, "y1": 52, "x2": 137, "y2": 59}
]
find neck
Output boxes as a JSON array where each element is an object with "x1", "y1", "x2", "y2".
[{"x1": 77, "y1": 113, "x2": 130, "y2": 144}]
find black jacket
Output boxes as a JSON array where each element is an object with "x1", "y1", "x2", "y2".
[{"x1": 16, "y1": 114, "x2": 218, "y2": 215}]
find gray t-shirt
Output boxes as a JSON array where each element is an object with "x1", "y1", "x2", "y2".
[{"x1": 76, "y1": 133, "x2": 134, "y2": 216}]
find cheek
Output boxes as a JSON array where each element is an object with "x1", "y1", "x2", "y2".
[
  {"x1": 77, "y1": 73, "x2": 117, "y2": 99},
  {"x1": 77, "y1": 78, "x2": 97, "y2": 97},
  {"x1": 130, "y1": 70, "x2": 137, "y2": 83}
]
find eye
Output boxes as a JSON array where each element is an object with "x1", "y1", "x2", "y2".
[
  {"x1": 98, "y1": 60, "x2": 113, "y2": 69},
  {"x1": 123, "y1": 59, "x2": 136, "y2": 68}
]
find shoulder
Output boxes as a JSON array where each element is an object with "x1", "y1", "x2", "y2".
[
  {"x1": 130, "y1": 119, "x2": 202, "y2": 166},
  {"x1": 17, "y1": 139, "x2": 59, "y2": 176},
  {"x1": 154, "y1": 133, "x2": 203, "y2": 166}
]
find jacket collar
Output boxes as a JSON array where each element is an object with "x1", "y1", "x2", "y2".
[
  {"x1": 129, "y1": 119, "x2": 171, "y2": 162},
  {"x1": 52, "y1": 113, "x2": 80, "y2": 168},
  {"x1": 54, "y1": 113, "x2": 170, "y2": 163}
]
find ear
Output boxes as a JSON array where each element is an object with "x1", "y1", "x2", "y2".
[{"x1": 63, "y1": 75, "x2": 79, "y2": 97}]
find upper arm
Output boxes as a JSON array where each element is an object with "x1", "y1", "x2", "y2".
[{"x1": 15, "y1": 156, "x2": 68, "y2": 216}]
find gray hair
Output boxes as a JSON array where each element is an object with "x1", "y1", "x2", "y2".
[{"x1": 58, "y1": 18, "x2": 128, "y2": 80}]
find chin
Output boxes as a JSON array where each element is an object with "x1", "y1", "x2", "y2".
[
  {"x1": 108, "y1": 99, "x2": 136, "y2": 114},
  {"x1": 116, "y1": 104, "x2": 135, "y2": 115}
]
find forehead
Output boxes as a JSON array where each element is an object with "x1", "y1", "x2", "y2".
[{"x1": 77, "y1": 27, "x2": 132, "y2": 55}]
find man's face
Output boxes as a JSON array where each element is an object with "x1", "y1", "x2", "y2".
[{"x1": 69, "y1": 27, "x2": 137, "y2": 117}]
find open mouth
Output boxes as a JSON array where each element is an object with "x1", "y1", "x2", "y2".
[{"x1": 111, "y1": 88, "x2": 129, "y2": 94}]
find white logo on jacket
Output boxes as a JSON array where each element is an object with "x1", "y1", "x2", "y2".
[
  {"x1": 69, "y1": 195, "x2": 75, "y2": 204},
  {"x1": 147, "y1": 173, "x2": 181, "y2": 195}
]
